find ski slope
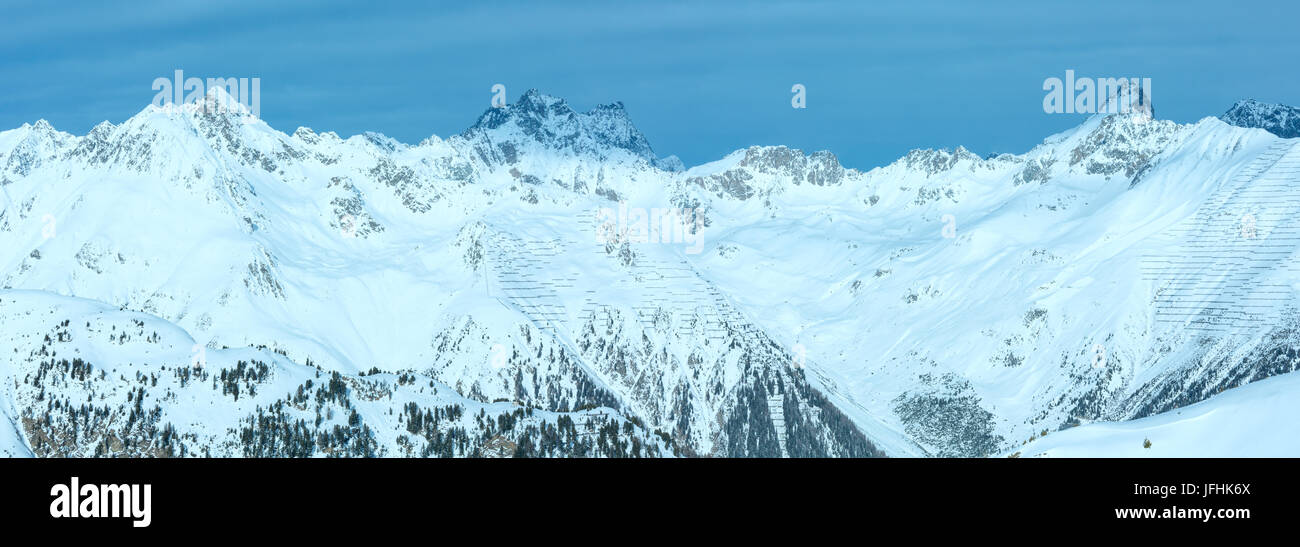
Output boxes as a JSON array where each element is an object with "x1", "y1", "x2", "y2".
[{"x1": 1015, "y1": 370, "x2": 1300, "y2": 457}]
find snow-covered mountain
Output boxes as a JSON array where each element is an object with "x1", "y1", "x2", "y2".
[
  {"x1": 1221, "y1": 99, "x2": 1300, "y2": 138},
  {"x1": 1, "y1": 86, "x2": 1297, "y2": 457}
]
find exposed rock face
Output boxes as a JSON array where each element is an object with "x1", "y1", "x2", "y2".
[
  {"x1": 460, "y1": 89, "x2": 664, "y2": 165},
  {"x1": 1221, "y1": 99, "x2": 1300, "y2": 138},
  {"x1": 2, "y1": 89, "x2": 1299, "y2": 459}
]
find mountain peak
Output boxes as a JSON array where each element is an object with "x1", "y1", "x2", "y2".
[
  {"x1": 140, "y1": 84, "x2": 252, "y2": 120},
  {"x1": 202, "y1": 85, "x2": 252, "y2": 116},
  {"x1": 460, "y1": 90, "x2": 661, "y2": 164},
  {"x1": 1220, "y1": 99, "x2": 1300, "y2": 138},
  {"x1": 13, "y1": 118, "x2": 72, "y2": 146},
  {"x1": 1093, "y1": 78, "x2": 1155, "y2": 122},
  {"x1": 516, "y1": 88, "x2": 570, "y2": 115},
  {"x1": 467, "y1": 89, "x2": 571, "y2": 132}
]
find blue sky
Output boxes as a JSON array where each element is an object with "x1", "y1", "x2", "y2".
[{"x1": 3, "y1": 0, "x2": 1298, "y2": 169}]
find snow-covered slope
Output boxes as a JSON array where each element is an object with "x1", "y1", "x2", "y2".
[
  {"x1": 1012, "y1": 371, "x2": 1300, "y2": 457},
  {"x1": 1, "y1": 85, "x2": 1297, "y2": 457},
  {"x1": 0, "y1": 290, "x2": 670, "y2": 457}
]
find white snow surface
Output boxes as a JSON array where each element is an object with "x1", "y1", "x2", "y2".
[
  {"x1": 1, "y1": 85, "x2": 1298, "y2": 457},
  {"x1": 1015, "y1": 371, "x2": 1300, "y2": 457}
]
